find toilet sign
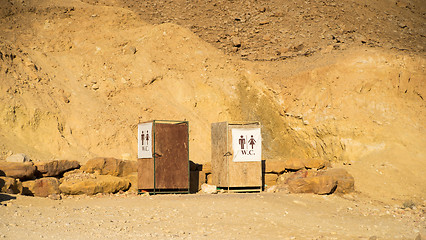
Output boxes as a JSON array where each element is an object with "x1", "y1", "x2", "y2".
[
  {"x1": 231, "y1": 128, "x2": 261, "y2": 162},
  {"x1": 138, "y1": 122, "x2": 153, "y2": 158}
]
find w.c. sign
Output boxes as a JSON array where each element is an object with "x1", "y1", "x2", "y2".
[{"x1": 231, "y1": 128, "x2": 261, "y2": 162}]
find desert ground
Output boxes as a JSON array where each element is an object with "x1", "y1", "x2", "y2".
[{"x1": 0, "y1": 192, "x2": 424, "y2": 240}]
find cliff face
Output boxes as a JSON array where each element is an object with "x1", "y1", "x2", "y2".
[{"x1": 0, "y1": 0, "x2": 424, "y2": 203}]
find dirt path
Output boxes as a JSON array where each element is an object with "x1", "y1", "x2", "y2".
[{"x1": 0, "y1": 192, "x2": 424, "y2": 239}]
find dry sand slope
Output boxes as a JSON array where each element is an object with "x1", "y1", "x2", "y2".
[
  {"x1": 0, "y1": 0, "x2": 425, "y2": 233},
  {"x1": 0, "y1": 0, "x2": 293, "y2": 164}
]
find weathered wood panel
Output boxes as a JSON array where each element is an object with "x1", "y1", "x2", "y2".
[
  {"x1": 138, "y1": 158, "x2": 154, "y2": 189},
  {"x1": 211, "y1": 122, "x2": 228, "y2": 186}
]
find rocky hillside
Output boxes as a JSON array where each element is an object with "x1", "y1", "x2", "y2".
[
  {"x1": 117, "y1": 0, "x2": 425, "y2": 59},
  {"x1": 0, "y1": 0, "x2": 424, "y2": 204}
]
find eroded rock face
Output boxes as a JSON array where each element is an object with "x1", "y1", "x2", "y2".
[
  {"x1": 81, "y1": 157, "x2": 137, "y2": 177},
  {"x1": 59, "y1": 172, "x2": 130, "y2": 195},
  {"x1": 35, "y1": 160, "x2": 80, "y2": 177},
  {"x1": 23, "y1": 178, "x2": 60, "y2": 197},
  {"x1": 0, "y1": 162, "x2": 36, "y2": 180}
]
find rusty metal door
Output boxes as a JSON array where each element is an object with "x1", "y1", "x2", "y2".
[{"x1": 154, "y1": 123, "x2": 189, "y2": 189}]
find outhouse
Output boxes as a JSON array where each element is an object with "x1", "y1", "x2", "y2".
[
  {"x1": 137, "y1": 120, "x2": 189, "y2": 194},
  {"x1": 211, "y1": 121, "x2": 262, "y2": 192}
]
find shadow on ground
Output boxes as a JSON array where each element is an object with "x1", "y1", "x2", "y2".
[{"x1": 0, "y1": 193, "x2": 16, "y2": 203}]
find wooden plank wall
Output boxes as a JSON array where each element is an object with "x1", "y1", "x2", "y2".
[
  {"x1": 211, "y1": 122, "x2": 228, "y2": 187},
  {"x1": 138, "y1": 158, "x2": 154, "y2": 189}
]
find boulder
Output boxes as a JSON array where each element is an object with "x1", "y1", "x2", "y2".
[
  {"x1": 23, "y1": 178, "x2": 60, "y2": 197},
  {"x1": 302, "y1": 158, "x2": 327, "y2": 169},
  {"x1": 283, "y1": 158, "x2": 305, "y2": 171},
  {"x1": 81, "y1": 157, "x2": 137, "y2": 177},
  {"x1": 21, "y1": 181, "x2": 35, "y2": 196},
  {"x1": 286, "y1": 175, "x2": 337, "y2": 195},
  {"x1": 264, "y1": 161, "x2": 286, "y2": 173},
  {"x1": 59, "y1": 172, "x2": 130, "y2": 195},
  {"x1": 0, "y1": 176, "x2": 23, "y2": 194},
  {"x1": 5, "y1": 153, "x2": 31, "y2": 163},
  {"x1": 123, "y1": 172, "x2": 138, "y2": 193},
  {"x1": 277, "y1": 169, "x2": 317, "y2": 185},
  {"x1": 318, "y1": 168, "x2": 355, "y2": 194},
  {"x1": 35, "y1": 160, "x2": 80, "y2": 177},
  {"x1": 0, "y1": 162, "x2": 36, "y2": 180},
  {"x1": 264, "y1": 173, "x2": 278, "y2": 187},
  {"x1": 278, "y1": 168, "x2": 354, "y2": 195}
]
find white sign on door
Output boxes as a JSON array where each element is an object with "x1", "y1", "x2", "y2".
[
  {"x1": 231, "y1": 128, "x2": 261, "y2": 162},
  {"x1": 138, "y1": 122, "x2": 153, "y2": 158}
]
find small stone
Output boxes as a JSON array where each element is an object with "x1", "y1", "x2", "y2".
[
  {"x1": 48, "y1": 193, "x2": 61, "y2": 200},
  {"x1": 231, "y1": 37, "x2": 241, "y2": 47},
  {"x1": 200, "y1": 183, "x2": 217, "y2": 194},
  {"x1": 262, "y1": 34, "x2": 271, "y2": 41},
  {"x1": 259, "y1": 20, "x2": 269, "y2": 25},
  {"x1": 92, "y1": 84, "x2": 99, "y2": 90},
  {"x1": 415, "y1": 233, "x2": 422, "y2": 240},
  {"x1": 277, "y1": 46, "x2": 290, "y2": 55},
  {"x1": 123, "y1": 45, "x2": 137, "y2": 54},
  {"x1": 398, "y1": 22, "x2": 407, "y2": 28},
  {"x1": 266, "y1": 185, "x2": 277, "y2": 193}
]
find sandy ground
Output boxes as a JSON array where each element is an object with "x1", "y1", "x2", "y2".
[{"x1": 0, "y1": 192, "x2": 424, "y2": 240}]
